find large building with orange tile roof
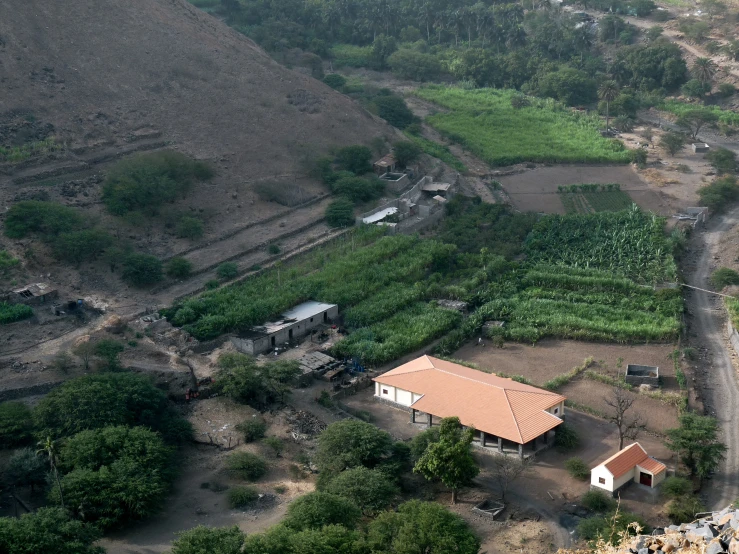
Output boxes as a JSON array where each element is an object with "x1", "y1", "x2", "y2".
[
  {"x1": 373, "y1": 355, "x2": 566, "y2": 457},
  {"x1": 590, "y1": 443, "x2": 667, "y2": 494}
]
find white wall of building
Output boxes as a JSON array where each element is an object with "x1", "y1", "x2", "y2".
[
  {"x1": 546, "y1": 401, "x2": 565, "y2": 418},
  {"x1": 396, "y1": 389, "x2": 413, "y2": 406},
  {"x1": 375, "y1": 384, "x2": 416, "y2": 407},
  {"x1": 591, "y1": 466, "x2": 615, "y2": 491}
]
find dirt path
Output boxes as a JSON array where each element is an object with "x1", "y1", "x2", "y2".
[{"x1": 684, "y1": 208, "x2": 739, "y2": 509}]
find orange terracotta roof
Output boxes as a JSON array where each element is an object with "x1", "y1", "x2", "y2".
[
  {"x1": 373, "y1": 356, "x2": 565, "y2": 444},
  {"x1": 597, "y1": 443, "x2": 666, "y2": 478}
]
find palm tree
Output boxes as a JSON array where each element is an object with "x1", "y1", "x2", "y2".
[
  {"x1": 37, "y1": 437, "x2": 64, "y2": 509},
  {"x1": 692, "y1": 57, "x2": 717, "y2": 86},
  {"x1": 598, "y1": 80, "x2": 620, "y2": 133}
]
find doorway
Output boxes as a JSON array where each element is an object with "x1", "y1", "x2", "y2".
[
  {"x1": 271, "y1": 336, "x2": 276, "y2": 347},
  {"x1": 289, "y1": 329, "x2": 293, "y2": 340},
  {"x1": 639, "y1": 472, "x2": 652, "y2": 487}
]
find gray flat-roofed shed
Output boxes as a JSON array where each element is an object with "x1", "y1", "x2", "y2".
[{"x1": 231, "y1": 301, "x2": 338, "y2": 355}]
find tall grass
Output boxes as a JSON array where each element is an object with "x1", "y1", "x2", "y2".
[
  {"x1": 415, "y1": 86, "x2": 631, "y2": 166},
  {"x1": 662, "y1": 100, "x2": 739, "y2": 127},
  {"x1": 0, "y1": 138, "x2": 61, "y2": 163}
]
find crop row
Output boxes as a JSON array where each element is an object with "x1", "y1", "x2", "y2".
[{"x1": 342, "y1": 284, "x2": 426, "y2": 329}]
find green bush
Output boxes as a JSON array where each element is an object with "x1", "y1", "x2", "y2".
[
  {"x1": 228, "y1": 486, "x2": 259, "y2": 508},
  {"x1": 226, "y1": 452, "x2": 268, "y2": 481},
  {"x1": 0, "y1": 507, "x2": 104, "y2": 554},
  {"x1": 410, "y1": 427, "x2": 440, "y2": 459},
  {"x1": 102, "y1": 151, "x2": 213, "y2": 215},
  {"x1": 718, "y1": 83, "x2": 736, "y2": 98},
  {"x1": 4, "y1": 447, "x2": 47, "y2": 490},
  {"x1": 323, "y1": 74, "x2": 347, "y2": 90},
  {"x1": 388, "y1": 49, "x2": 443, "y2": 81},
  {"x1": 325, "y1": 198, "x2": 355, "y2": 228},
  {"x1": 330, "y1": 175, "x2": 385, "y2": 204},
  {"x1": 0, "y1": 401, "x2": 34, "y2": 447},
  {"x1": 0, "y1": 302, "x2": 33, "y2": 324},
  {"x1": 581, "y1": 490, "x2": 616, "y2": 512},
  {"x1": 52, "y1": 229, "x2": 114, "y2": 264},
  {"x1": 393, "y1": 140, "x2": 421, "y2": 166},
  {"x1": 167, "y1": 257, "x2": 193, "y2": 279},
  {"x1": 94, "y1": 339, "x2": 125, "y2": 370},
  {"x1": 565, "y1": 457, "x2": 590, "y2": 480},
  {"x1": 711, "y1": 267, "x2": 739, "y2": 289},
  {"x1": 698, "y1": 176, "x2": 739, "y2": 212},
  {"x1": 661, "y1": 476, "x2": 693, "y2": 499},
  {"x1": 236, "y1": 419, "x2": 267, "y2": 442},
  {"x1": 217, "y1": 262, "x2": 239, "y2": 280},
  {"x1": 122, "y1": 253, "x2": 163, "y2": 287},
  {"x1": 667, "y1": 495, "x2": 705, "y2": 524},
  {"x1": 4, "y1": 201, "x2": 85, "y2": 239},
  {"x1": 335, "y1": 146, "x2": 373, "y2": 175},
  {"x1": 176, "y1": 216, "x2": 204, "y2": 240},
  {"x1": 263, "y1": 436, "x2": 284, "y2": 457},
  {"x1": 205, "y1": 279, "x2": 220, "y2": 290},
  {"x1": 706, "y1": 147, "x2": 737, "y2": 174},
  {"x1": 554, "y1": 424, "x2": 580, "y2": 452},
  {"x1": 170, "y1": 526, "x2": 245, "y2": 554},
  {"x1": 322, "y1": 466, "x2": 398, "y2": 514},
  {"x1": 578, "y1": 510, "x2": 649, "y2": 544},
  {"x1": 373, "y1": 95, "x2": 416, "y2": 129},
  {"x1": 268, "y1": 244, "x2": 280, "y2": 255},
  {"x1": 283, "y1": 491, "x2": 361, "y2": 530}
]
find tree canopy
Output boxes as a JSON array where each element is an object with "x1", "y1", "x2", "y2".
[
  {"x1": 665, "y1": 413, "x2": 726, "y2": 479},
  {"x1": 314, "y1": 419, "x2": 394, "y2": 476},
  {"x1": 0, "y1": 508, "x2": 104, "y2": 554},
  {"x1": 215, "y1": 353, "x2": 301, "y2": 410},
  {"x1": 170, "y1": 525, "x2": 246, "y2": 554},
  {"x1": 322, "y1": 466, "x2": 398, "y2": 514},
  {"x1": 282, "y1": 492, "x2": 362, "y2": 531}
]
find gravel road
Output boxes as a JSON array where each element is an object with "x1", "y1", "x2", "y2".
[{"x1": 685, "y1": 209, "x2": 739, "y2": 509}]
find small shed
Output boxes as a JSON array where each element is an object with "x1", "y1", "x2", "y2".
[
  {"x1": 373, "y1": 153, "x2": 397, "y2": 176},
  {"x1": 624, "y1": 364, "x2": 659, "y2": 387},
  {"x1": 9, "y1": 283, "x2": 58, "y2": 305},
  {"x1": 591, "y1": 443, "x2": 666, "y2": 495},
  {"x1": 692, "y1": 143, "x2": 710, "y2": 153},
  {"x1": 421, "y1": 182, "x2": 452, "y2": 196}
]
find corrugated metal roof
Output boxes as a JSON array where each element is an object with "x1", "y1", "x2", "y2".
[
  {"x1": 362, "y1": 207, "x2": 398, "y2": 224},
  {"x1": 374, "y1": 356, "x2": 565, "y2": 444}
]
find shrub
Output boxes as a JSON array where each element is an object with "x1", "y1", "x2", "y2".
[
  {"x1": 393, "y1": 140, "x2": 421, "y2": 166},
  {"x1": 681, "y1": 78, "x2": 711, "y2": 99},
  {"x1": 629, "y1": 148, "x2": 647, "y2": 166},
  {"x1": 314, "y1": 419, "x2": 393, "y2": 476},
  {"x1": 226, "y1": 452, "x2": 268, "y2": 481},
  {"x1": 0, "y1": 401, "x2": 34, "y2": 447},
  {"x1": 0, "y1": 302, "x2": 33, "y2": 324},
  {"x1": 4, "y1": 201, "x2": 85, "y2": 239},
  {"x1": 330, "y1": 175, "x2": 385, "y2": 203},
  {"x1": 387, "y1": 49, "x2": 442, "y2": 81},
  {"x1": 667, "y1": 495, "x2": 705, "y2": 524},
  {"x1": 711, "y1": 267, "x2": 739, "y2": 289},
  {"x1": 323, "y1": 74, "x2": 347, "y2": 90},
  {"x1": 325, "y1": 198, "x2": 355, "y2": 228},
  {"x1": 706, "y1": 147, "x2": 737, "y2": 174},
  {"x1": 94, "y1": 339, "x2": 125, "y2": 370},
  {"x1": 170, "y1": 526, "x2": 246, "y2": 554},
  {"x1": 102, "y1": 151, "x2": 213, "y2": 216},
  {"x1": 660, "y1": 132, "x2": 686, "y2": 156},
  {"x1": 565, "y1": 457, "x2": 590, "y2": 480},
  {"x1": 268, "y1": 244, "x2": 280, "y2": 255},
  {"x1": 122, "y1": 253, "x2": 163, "y2": 287},
  {"x1": 205, "y1": 279, "x2": 220, "y2": 290},
  {"x1": 698, "y1": 176, "x2": 739, "y2": 212},
  {"x1": 228, "y1": 485, "x2": 259, "y2": 508},
  {"x1": 322, "y1": 466, "x2": 398, "y2": 514},
  {"x1": 283, "y1": 492, "x2": 361, "y2": 530},
  {"x1": 373, "y1": 95, "x2": 416, "y2": 129},
  {"x1": 167, "y1": 257, "x2": 193, "y2": 279},
  {"x1": 236, "y1": 419, "x2": 267, "y2": 442},
  {"x1": 52, "y1": 229, "x2": 114, "y2": 265},
  {"x1": 578, "y1": 510, "x2": 649, "y2": 544},
  {"x1": 661, "y1": 476, "x2": 693, "y2": 499},
  {"x1": 263, "y1": 436, "x2": 284, "y2": 457},
  {"x1": 336, "y1": 145, "x2": 372, "y2": 175},
  {"x1": 176, "y1": 216, "x2": 204, "y2": 240},
  {"x1": 554, "y1": 424, "x2": 580, "y2": 452},
  {"x1": 4, "y1": 447, "x2": 47, "y2": 491},
  {"x1": 718, "y1": 83, "x2": 736, "y2": 98},
  {"x1": 0, "y1": 507, "x2": 103, "y2": 554},
  {"x1": 581, "y1": 490, "x2": 616, "y2": 512},
  {"x1": 217, "y1": 262, "x2": 239, "y2": 280}
]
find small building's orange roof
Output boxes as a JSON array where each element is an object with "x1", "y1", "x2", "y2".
[
  {"x1": 373, "y1": 356, "x2": 565, "y2": 444},
  {"x1": 597, "y1": 443, "x2": 666, "y2": 478}
]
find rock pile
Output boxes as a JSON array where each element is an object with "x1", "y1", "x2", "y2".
[{"x1": 618, "y1": 507, "x2": 739, "y2": 554}]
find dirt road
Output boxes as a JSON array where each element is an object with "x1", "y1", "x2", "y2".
[{"x1": 684, "y1": 209, "x2": 739, "y2": 509}]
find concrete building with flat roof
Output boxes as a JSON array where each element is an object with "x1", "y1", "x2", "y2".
[{"x1": 231, "y1": 301, "x2": 338, "y2": 355}]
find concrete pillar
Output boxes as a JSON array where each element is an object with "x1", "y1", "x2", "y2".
[
  {"x1": 518, "y1": 443, "x2": 524, "y2": 459},
  {"x1": 427, "y1": 413, "x2": 432, "y2": 428},
  {"x1": 410, "y1": 409, "x2": 416, "y2": 424},
  {"x1": 481, "y1": 431, "x2": 486, "y2": 447},
  {"x1": 497, "y1": 437, "x2": 503, "y2": 453}
]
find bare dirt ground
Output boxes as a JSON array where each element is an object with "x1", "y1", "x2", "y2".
[
  {"x1": 681, "y1": 208, "x2": 739, "y2": 510},
  {"x1": 496, "y1": 164, "x2": 670, "y2": 214}
]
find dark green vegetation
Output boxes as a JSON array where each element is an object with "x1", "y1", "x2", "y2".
[
  {"x1": 0, "y1": 302, "x2": 34, "y2": 324},
  {"x1": 711, "y1": 267, "x2": 739, "y2": 289},
  {"x1": 0, "y1": 508, "x2": 104, "y2": 554},
  {"x1": 565, "y1": 457, "x2": 590, "y2": 480},
  {"x1": 225, "y1": 451, "x2": 268, "y2": 481},
  {"x1": 578, "y1": 509, "x2": 649, "y2": 545},
  {"x1": 102, "y1": 150, "x2": 213, "y2": 216},
  {"x1": 698, "y1": 176, "x2": 739, "y2": 212},
  {"x1": 558, "y1": 184, "x2": 634, "y2": 214},
  {"x1": 215, "y1": 353, "x2": 301, "y2": 410},
  {"x1": 0, "y1": 401, "x2": 34, "y2": 446},
  {"x1": 665, "y1": 413, "x2": 726, "y2": 480},
  {"x1": 325, "y1": 198, "x2": 356, "y2": 228}
]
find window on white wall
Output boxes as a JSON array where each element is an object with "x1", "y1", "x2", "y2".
[
  {"x1": 382, "y1": 389, "x2": 388, "y2": 395},
  {"x1": 554, "y1": 407, "x2": 559, "y2": 414},
  {"x1": 598, "y1": 477, "x2": 605, "y2": 484}
]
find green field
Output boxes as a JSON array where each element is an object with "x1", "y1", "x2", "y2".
[
  {"x1": 559, "y1": 190, "x2": 634, "y2": 214},
  {"x1": 404, "y1": 132, "x2": 467, "y2": 172},
  {"x1": 661, "y1": 100, "x2": 739, "y2": 127},
  {"x1": 414, "y1": 86, "x2": 631, "y2": 166}
]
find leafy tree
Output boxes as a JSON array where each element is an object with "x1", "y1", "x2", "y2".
[
  {"x1": 314, "y1": 419, "x2": 393, "y2": 476},
  {"x1": 283, "y1": 492, "x2": 361, "y2": 531},
  {"x1": 628, "y1": 0, "x2": 656, "y2": 16},
  {"x1": 322, "y1": 466, "x2": 398, "y2": 514},
  {"x1": 537, "y1": 67, "x2": 597, "y2": 106},
  {"x1": 664, "y1": 413, "x2": 726, "y2": 479},
  {"x1": 242, "y1": 524, "x2": 361, "y2": 554},
  {"x1": 3, "y1": 447, "x2": 47, "y2": 492},
  {"x1": 718, "y1": 83, "x2": 736, "y2": 98},
  {"x1": 681, "y1": 78, "x2": 711, "y2": 99},
  {"x1": 370, "y1": 34, "x2": 398, "y2": 69},
  {"x1": 330, "y1": 175, "x2": 385, "y2": 203},
  {"x1": 325, "y1": 198, "x2": 355, "y2": 228},
  {"x1": 677, "y1": 107, "x2": 718, "y2": 140},
  {"x1": 373, "y1": 95, "x2": 416, "y2": 129},
  {"x1": 410, "y1": 427, "x2": 440, "y2": 459},
  {"x1": 692, "y1": 57, "x2": 717, "y2": 85},
  {"x1": 4, "y1": 201, "x2": 85, "y2": 239},
  {"x1": 706, "y1": 148, "x2": 737, "y2": 174},
  {"x1": 33, "y1": 372, "x2": 192, "y2": 444},
  {"x1": 217, "y1": 262, "x2": 239, "y2": 280},
  {"x1": 335, "y1": 145, "x2": 373, "y2": 175},
  {"x1": 614, "y1": 43, "x2": 687, "y2": 91},
  {"x1": 698, "y1": 176, "x2": 739, "y2": 212},
  {"x1": 236, "y1": 418, "x2": 267, "y2": 442},
  {"x1": 392, "y1": 141, "x2": 421, "y2": 166},
  {"x1": 170, "y1": 525, "x2": 246, "y2": 554},
  {"x1": 216, "y1": 353, "x2": 301, "y2": 409},
  {"x1": 554, "y1": 423, "x2": 580, "y2": 452},
  {"x1": 0, "y1": 401, "x2": 34, "y2": 447},
  {"x1": 94, "y1": 338, "x2": 125, "y2": 371},
  {"x1": 122, "y1": 253, "x2": 163, "y2": 287},
  {"x1": 413, "y1": 416, "x2": 479, "y2": 503},
  {"x1": 598, "y1": 80, "x2": 620, "y2": 132},
  {"x1": 52, "y1": 229, "x2": 115, "y2": 265},
  {"x1": 226, "y1": 451, "x2": 268, "y2": 481},
  {"x1": 659, "y1": 132, "x2": 686, "y2": 156},
  {"x1": 52, "y1": 425, "x2": 175, "y2": 529},
  {"x1": 367, "y1": 500, "x2": 480, "y2": 554},
  {"x1": 605, "y1": 386, "x2": 645, "y2": 450},
  {"x1": 0, "y1": 507, "x2": 104, "y2": 554},
  {"x1": 167, "y1": 256, "x2": 194, "y2": 278},
  {"x1": 387, "y1": 49, "x2": 443, "y2": 81},
  {"x1": 645, "y1": 26, "x2": 663, "y2": 42},
  {"x1": 102, "y1": 150, "x2": 212, "y2": 216}
]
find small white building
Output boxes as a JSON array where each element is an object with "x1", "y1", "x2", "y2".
[
  {"x1": 590, "y1": 443, "x2": 667, "y2": 495},
  {"x1": 231, "y1": 301, "x2": 338, "y2": 355}
]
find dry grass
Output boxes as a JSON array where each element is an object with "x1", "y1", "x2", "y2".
[{"x1": 640, "y1": 169, "x2": 679, "y2": 188}]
